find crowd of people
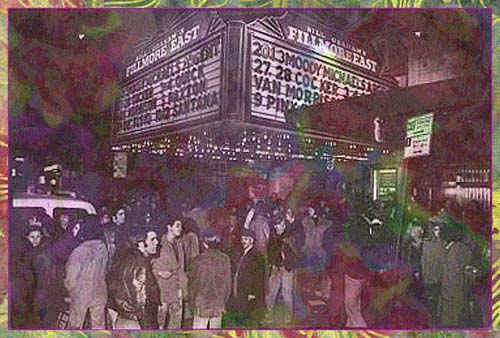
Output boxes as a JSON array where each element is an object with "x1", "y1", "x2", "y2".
[{"x1": 10, "y1": 184, "x2": 489, "y2": 329}]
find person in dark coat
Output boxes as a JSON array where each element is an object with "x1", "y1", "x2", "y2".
[
  {"x1": 439, "y1": 226, "x2": 473, "y2": 328},
  {"x1": 229, "y1": 228, "x2": 266, "y2": 327},
  {"x1": 107, "y1": 228, "x2": 161, "y2": 329},
  {"x1": 33, "y1": 218, "x2": 84, "y2": 328},
  {"x1": 265, "y1": 214, "x2": 299, "y2": 325},
  {"x1": 189, "y1": 230, "x2": 232, "y2": 329},
  {"x1": 11, "y1": 225, "x2": 49, "y2": 328},
  {"x1": 50, "y1": 212, "x2": 72, "y2": 242},
  {"x1": 421, "y1": 219, "x2": 445, "y2": 326},
  {"x1": 220, "y1": 210, "x2": 242, "y2": 260}
]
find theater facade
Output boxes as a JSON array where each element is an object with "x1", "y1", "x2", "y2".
[{"x1": 109, "y1": 9, "x2": 489, "y2": 211}]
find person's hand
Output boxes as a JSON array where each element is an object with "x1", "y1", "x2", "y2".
[
  {"x1": 64, "y1": 297, "x2": 72, "y2": 303},
  {"x1": 158, "y1": 270, "x2": 172, "y2": 279},
  {"x1": 248, "y1": 294, "x2": 256, "y2": 301}
]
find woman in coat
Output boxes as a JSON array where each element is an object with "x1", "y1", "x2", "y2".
[
  {"x1": 11, "y1": 225, "x2": 48, "y2": 328},
  {"x1": 33, "y1": 219, "x2": 84, "y2": 328}
]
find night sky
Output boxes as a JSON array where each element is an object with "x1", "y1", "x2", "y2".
[{"x1": 9, "y1": 9, "x2": 158, "y2": 170}]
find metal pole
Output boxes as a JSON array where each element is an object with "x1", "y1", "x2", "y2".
[{"x1": 394, "y1": 158, "x2": 409, "y2": 269}]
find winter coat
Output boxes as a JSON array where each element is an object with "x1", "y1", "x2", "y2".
[
  {"x1": 33, "y1": 222, "x2": 82, "y2": 328},
  {"x1": 440, "y1": 241, "x2": 473, "y2": 327},
  {"x1": 421, "y1": 239, "x2": 445, "y2": 285},
  {"x1": 402, "y1": 238, "x2": 422, "y2": 274},
  {"x1": 287, "y1": 218, "x2": 305, "y2": 249},
  {"x1": 189, "y1": 248, "x2": 232, "y2": 318},
  {"x1": 11, "y1": 239, "x2": 48, "y2": 328},
  {"x1": 232, "y1": 246, "x2": 266, "y2": 314},
  {"x1": 64, "y1": 240, "x2": 109, "y2": 309},
  {"x1": 181, "y1": 231, "x2": 200, "y2": 272},
  {"x1": 151, "y1": 236, "x2": 188, "y2": 304},
  {"x1": 267, "y1": 230, "x2": 299, "y2": 271},
  {"x1": 107, "y1": 248, "x2": 160, "y2": 329},
  {"x1": 248, "y1": 216, "x2": 270, "y2": 255}
]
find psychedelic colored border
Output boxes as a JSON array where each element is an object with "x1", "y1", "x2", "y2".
[{"x1": 1, "y1": 1, "x2": 498, "y2": 337}]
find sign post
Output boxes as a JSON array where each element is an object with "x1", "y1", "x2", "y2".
[
  {"x1": 395, "y1": 113, "x2": 434, "y2": 276},
  {"x1": 403, "y1": 113, "x2": 434, "y2": 159}
]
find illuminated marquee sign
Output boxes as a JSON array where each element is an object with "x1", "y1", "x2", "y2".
[
  {"x1": 115, "y1": 35, "x2": 222, "y2": 138},
  {"x1": 250, "y1": 32, "x2": 389, "y2": 123},
  {"x1": 285, "y1": 25, "x2": 378, "y2": 73},
  {"x1": 125, "y1": 25, "x2": 201, "y2": 79}
]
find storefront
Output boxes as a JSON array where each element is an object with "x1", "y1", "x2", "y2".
[{"x1": 312, "y1": 74, "x2": 491, "y2": 234}]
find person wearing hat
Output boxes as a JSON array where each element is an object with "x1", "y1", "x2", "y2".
[
  {"x1": 230, "y1": 228, "x2": 266, "y2": 327},
  {"x1": 189, "y1": 229, "x2": 232, "y2": 329}
]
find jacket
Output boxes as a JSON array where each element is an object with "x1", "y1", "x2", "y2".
[
  {"x1": 151, "y1": 236, "x2": 188, "y2": 304},
  {"x1": 440, "y1": 241, "x2": 473, "y2": 327},
  {"x1": 64, "y1": 240, "x2": 108, "y2": 308},
  {"x1": 181, "y1": 232, "x2": 200, "y2": 272},
  {"x1": 107, "y1": 248, "x2": 160, "y2": 329},
  {"x1": 421, "y1": 239, "x2": 445, "y2": 285},
  {"x1": 248, "y1": 216, "x2": 270, "y2": 254},
  {"x1": 267, "y1": 230, "x2": 299, "y2": 271},
  {"x1": 233, "y1": 246, "x2": 266, "y2": 312},
  {"x1": 189, "y1": 248, "x2": 232, "y2": 318}
]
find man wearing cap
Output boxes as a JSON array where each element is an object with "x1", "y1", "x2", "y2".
[
  {"x1": 231, "y1": 228, "x2": 266, "y2": 327},
  {"x1": 189, "y1": 229, "x2": 232, "y2": 329},
  {"x1": 265, "y1": 214, "x2": 299, "y2": 326}
]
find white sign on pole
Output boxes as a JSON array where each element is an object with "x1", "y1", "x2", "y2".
[
  {"x1": 113, "y1": 152, "x2": 127, "y2": 179},
  {"x1": 404, "y1": 113, "x2": 434, "y2": 158}
]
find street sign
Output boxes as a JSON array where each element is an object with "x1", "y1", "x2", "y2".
[
  {"x1": 404, "y1": 113, "x2": 434, "y2": 158},
  {"x1": 113, "y1": 152, "x2": 127, "y2": 179},
  {"x1": 373, "y1": 168, "x2": 398, "y2": 201}
]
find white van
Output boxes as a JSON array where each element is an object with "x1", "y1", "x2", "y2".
[{"x1": 12, "y1": 191, "x2": 97, "y2": 219}]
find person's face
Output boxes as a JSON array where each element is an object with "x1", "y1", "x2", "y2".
[
  {"x1": 274, "y1": 220, "x2": 286, "y2": 235},
  {"x1": 308, "y1": 207, "x2": 315, "y2": 217},
  {"x1": 60, "y1": 214, "x2": 70, "y2": 230},
  {"x1": 143, "y1": 231, "x2": 159, "y2": 256},
  {"x1": 168, "y1": 220, "x2": 182, "y2": 238},
  {"x1": 27, "y1": 230, "x2": 42, "y2": 247},
  {"x1": 241, "y1": 236, "x2": 254, "y2": 249},
  {"x1": 145, "y1": 213, "x2": 152, "y2": 224},
  {"x1": 114, "y1": 209, "x2": 126, "y2": 225},
  {"x1": 286, "y1": 209, "x2": 294, "y2": 222},
  {"x1": 432, "y1": 226, "x2": 441, "y2": 239},
  {"x1": 410, "y1": 227, "x2": 422, "y2": 240},
  {"x1": 72, "y1": 222, "x2": 81, "y2": 238},
  {"x1": 100, "y1": 214, "x2": 111, "y2": 226}
]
